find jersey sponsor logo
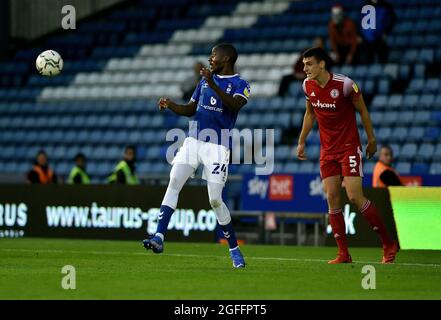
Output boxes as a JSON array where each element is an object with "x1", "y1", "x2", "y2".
[
  {"x1": 210, "y1": 96, "x2": 217, "y2": 105},
  {"x1": 330, "y1": 89, "x2": 340, "y2": 98},
  {"x1": 268, "y1": 175, "x2": 293, "y2": 201},
  {"x1": 311, "y1": 99, "x2": 336, "y2": 109}
]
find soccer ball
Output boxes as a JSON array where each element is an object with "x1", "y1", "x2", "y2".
[{"x1": 35, "y1": 50, "x2": 63, "y2": 77}]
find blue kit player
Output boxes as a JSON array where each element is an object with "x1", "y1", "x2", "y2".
[{"x1": 143, "y1": 43, "x2": 251, "y2": 268}]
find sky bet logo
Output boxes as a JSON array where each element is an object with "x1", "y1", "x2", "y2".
[
  {"x1": 269, "y1": 175, "x2": 293, "y2": 201},
  {"x1": 247, "y1": 175, "x2": 293, "y2": 201}
]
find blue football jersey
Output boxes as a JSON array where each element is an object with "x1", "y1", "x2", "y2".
[{"x1": 190, "y1": 74, "x2": 251, "y2": 149}]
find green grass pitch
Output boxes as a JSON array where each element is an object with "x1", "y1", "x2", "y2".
[{"x1": 1, "y1": 238, "x2": 440, "y2": 299}]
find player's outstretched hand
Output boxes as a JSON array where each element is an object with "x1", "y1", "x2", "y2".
[
  {"x1": 366, "y1": 138, "x2": 377, "y2": 159},
  {"x1": 200, "y1": 67, "x2": 215, "y2": 87},
  {"x1": 296, "y1": 143, "x2": 308, "y2": 160},
  {"x1": 158, "y1": 97, "x2": 172, "y2": 110}
]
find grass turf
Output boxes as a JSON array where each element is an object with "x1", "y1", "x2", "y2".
[{"x1": 0, "y1": 238, "x2": 440, "y2": 299}]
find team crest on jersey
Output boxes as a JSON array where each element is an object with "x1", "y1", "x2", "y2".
[
  {"x1": 226, "y1": 83, "x2": 232, "y2": 94},
  {"x1": 210, "y1": 96, "x2": 217, "y2": 105},
  {"x1": 330, "y1": 89, "x2": 339, "y2": 98},
  {"x1": 202, "y1": 82, "x2": 209, "y2": 88}
]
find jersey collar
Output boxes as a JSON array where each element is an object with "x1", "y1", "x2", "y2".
[{"x1": 215, "y1": 74, "x2": 239, "y2": 79}]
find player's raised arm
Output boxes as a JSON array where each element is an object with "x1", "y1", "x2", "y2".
[
  {"x1": 353, "y1": 94, "x2": 377, "y2": 159},
  {"x1": 157, "y1": 97, "x2": 197, "y2": 117},
  {"x1": 296, "y1": 99, "x2": 315, "y2": 160}
]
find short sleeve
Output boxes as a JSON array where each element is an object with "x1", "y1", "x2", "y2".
[
  {"x1": 343, "y1": 76, "x2": 361, "y2": 100},
  {"x1": 302, "y1": 79, "x2": 309, "y2": 101},
  {"x1": 233, "y1": 79, "x2": 251, "y2": 101},
  {"x1": 190, "y1": 80, "x2": 203, "y2": 103}
]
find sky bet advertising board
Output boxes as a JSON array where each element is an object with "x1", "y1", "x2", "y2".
[
  {"x1": 241, "y1": 173, "x2": 328, "y2": 213},
  {"x1": 241, "y1": 173, "x2": 399, "y2": 246},
  {"x1": 0, "y1": 185, "x2": 217, "y2": 241}
]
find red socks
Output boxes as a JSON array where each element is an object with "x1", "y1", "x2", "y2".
[
  {"x1": 328, "y1": 208, "x2": 349, "y2": 256},
  {"x1": 361, "y1": 200, "x2": 393, "y2": 247}
]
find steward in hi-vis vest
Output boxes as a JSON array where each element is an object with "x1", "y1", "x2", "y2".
[
  {"x1": 26, "y1": 150, "x2": 57, "y2": 184},
  {"x1": 68, "y1": 153, "x2": 90, "y2": 184},
  {"x1": 108, "y1": 145, "x2": 139, "y2": 185},
  {"x1": 372, "y1": 146, "x2": 402, "y2": 187}
]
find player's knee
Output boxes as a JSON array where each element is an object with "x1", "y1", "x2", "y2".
[
  {"x1": 168, "y1": 177, "x2": 182, "y2": 191},
  {"x1": 209, "y1": 198, "x2": 222, "y2": 209},
  {"x1": 347, "y1": 194, "x2": 363, "y2": 207},
  {"x1": 326, "y1": 190, "x2": 340, "y2": 204}
]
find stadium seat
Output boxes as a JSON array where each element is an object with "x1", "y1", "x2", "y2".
[
  {"x1": 429, "y1": 162, "x2": 441, "y2": 174},
  {"x1": 416, "y1": 143, "x2": 435, "y2": 161},
  {"x1": 399, "y1": 143, "x2": 418, "y2": 161},
  {"x1": 395, "y1": 162, "x2": 411, "y2": 174},
  {"x1": 411, "y1": 163, "x2": 429, "y2": 175}
]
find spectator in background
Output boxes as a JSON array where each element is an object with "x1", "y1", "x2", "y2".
[
  {"x1": 182, "y1": 61, "x2": 205, "y2": 101},
  {"x1": 328, "y1": 5, "x2": 360, "y2": 65},
  {"x1": 372, "y1": 146, "x2": 402, "y2": 187},
  {"x1": 27, "y1": 150, "x2": 58, "y2": 184},
  {"x1": 67, "y1": 153, "x2": 90, "y2": 184},
  {"x1": 278, "y1": 37, "x2": 325, "y2": 97},
  {"x1": 108, "y1": 145, "x2": 139, "y2": 185},
  {"x1": 360, "y1": 0, "x2": 396, "y2": 64}
]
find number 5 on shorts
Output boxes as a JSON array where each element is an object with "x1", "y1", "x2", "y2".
[{"x1": 349, "y1": 155, "x2": 357, "y2": 168}]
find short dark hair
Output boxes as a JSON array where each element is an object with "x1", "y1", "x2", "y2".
[
  {"x1": 381, "y1": 145, "x2": 393, "y2": 155},
  {"x1": 36, "y1": 150, "x2": 47, "y2": 157},
  {"x1": 214, "y1": 43, "x2": 238, "y2": 65},
  {"x1": 302, "y1": 47, "x2": 333, "y2": 70},
  {"x1": 74, "y1": 153, "x2": 86, "y2": 162},
  {"x1": 125, "y1": 145, "x2": 137, "y2": 153}
]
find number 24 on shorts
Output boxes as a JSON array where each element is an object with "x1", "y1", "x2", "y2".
[{"x1": 212, "y1": 163, "x2": 227, "y2": 175}]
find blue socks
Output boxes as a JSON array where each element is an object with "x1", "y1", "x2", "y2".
[
  {"x1": 155, "y1": 205, "x2": 175, "y2": 239},
  {"x1": 220, "y1": 222, "x2": 238, "y2": 249}
]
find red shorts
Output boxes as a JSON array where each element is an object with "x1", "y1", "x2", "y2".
[{"x1": 320, "y1": 145, "x2": 364, "y2": 179}]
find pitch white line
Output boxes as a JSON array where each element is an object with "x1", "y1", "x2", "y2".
[{"x1": 1, "y1": 248, "x2": 441, "y2": 268}]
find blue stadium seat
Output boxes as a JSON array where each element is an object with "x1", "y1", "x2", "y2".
[
  {"x1": 420, "y1": 94, "x2": 435, "y2": 109},
  {"x1": 376, "y1": 127, "x2": 391, "y2": 143},
  {"x1": 407, "y1": 79, "x2": 424, "y2": 93},
  {"x1": 390, "y1": 127, "x2": 408, "y2": 143},
  {"x1": 411, "y1": 163, "x2": 429, "y2": 175},
  {"x1": 399, "y1": 143, "x2": 418, "y2": 161},
  {"x1": 388, "y1": 94, "x2": 403, "y2": 109},
  {"x1": 396, "y1": 162, "x2": 411, "y2": 174},
  {"x1": 298, "y1": 162, "x2": 315, "y2": 173},
  {"x1": 425, "y1": 127, "x2": 440, "y2": 141},
  {"x1": 429, "y1": 162, "x2": 441, "y2": 174},
  {"x1": 408, "y1": 127, "x2": 425, "y2": 142},
  {"x1": 416, "y1": 143, "x2": 435, "y2": 161},
  {"x1": 283, "y1": 162, "x2": 299, "y2": 173},
  {"x1": 433, "y1": 144, "x2": 441, "y2": 161},
  {"x1": 275, "y1": 146, "x2": 291, "y2": 162}
]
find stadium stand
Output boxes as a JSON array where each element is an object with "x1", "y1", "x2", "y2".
[{"x1": 1, "y1": 0, "x2": 441, "y2": 186}]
